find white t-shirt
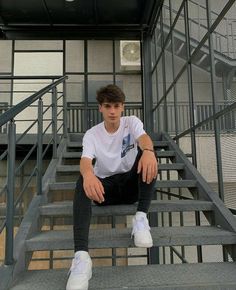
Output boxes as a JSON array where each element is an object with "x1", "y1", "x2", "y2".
[{"x1": 82, "y1": 116, "x2": 146, "y2": 178}]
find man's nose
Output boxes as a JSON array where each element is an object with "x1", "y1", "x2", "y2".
[{"x1": 110, "y1": 107, "x2": 115, "y2": 113}]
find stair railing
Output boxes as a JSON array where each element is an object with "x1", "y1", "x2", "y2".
[
  {"x1": 67, "y1": 101, "x2": 143, "y2": 133},
  {"x1": 0, "y1": 75, "x2": 68, "y2": 266},
  {"x1": 153, "y1": 101, "x2": 236, "y2": 134},
  {"x1": 162, "y1": 0, "x2": 236, "y2": 58}
]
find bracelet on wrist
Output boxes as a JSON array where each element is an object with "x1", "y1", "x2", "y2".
[
  {"x1": 142, "y1": 148, "x2": 154, "y2": 153},
  {"x1": 142, "y1": 148, "x2": 158, "y2": 160}
]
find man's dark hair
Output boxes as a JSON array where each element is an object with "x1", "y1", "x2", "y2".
[{"x1": 96, "y1": 84, "x2": 125, "y2": 104}]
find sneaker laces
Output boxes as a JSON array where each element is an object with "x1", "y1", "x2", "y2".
[
  {"x1": 69, "y1": 256, "x2": 88, "y2": 275},
  {"x1": 131, "y1": 216, "x2": 150, "y2": 237}
]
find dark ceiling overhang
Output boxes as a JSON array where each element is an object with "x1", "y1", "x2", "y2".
[{"x1": 0, "y1": 0, "x2": 163, "y2": 40}]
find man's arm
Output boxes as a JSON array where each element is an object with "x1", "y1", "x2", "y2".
[
  {"x1": 137, "y1": 134, "x2": 158, "y2": 184},
  {"x1": 80, "y1": 157, "x2": 105, "y2": 203}
]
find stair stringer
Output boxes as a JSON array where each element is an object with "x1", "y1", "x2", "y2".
[
  {"x1": 0, "y1": 138, "x2": 68, "y2": 289},
  {"x1": 162, "y1": 132, "x2": 236, "y2": 235},
  {"x1": 157, "y1": 23, "x2": 236, "y2": 77}
]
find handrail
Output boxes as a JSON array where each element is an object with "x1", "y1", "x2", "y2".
[
  {"x1": 0, "y1": 74, "x2": 68, "y2": 266},
  {"x1": 0, "y1": 76, "x2": 67, "y2": 127},
  {"x1": 174, "y1": 101, "x2": 236, "y2": 140},
  {"x1": 152, "y1": 100, "x2": 236, "y2": 135},
  {"x1": 0, "y1": 75, "x2": 63, "y2": 80}
]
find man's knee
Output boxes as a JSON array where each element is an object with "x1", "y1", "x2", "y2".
[
  {"x1": 75, "y1": 172, "x2": 83, "y2": 190},
  {"x1": 74, "y1": 172, "x2": 89, "y2": 204}
]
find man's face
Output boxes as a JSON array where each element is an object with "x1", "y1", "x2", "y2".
[{"x1": 99, "y1": 102, "x2": 124, "y2": 125}]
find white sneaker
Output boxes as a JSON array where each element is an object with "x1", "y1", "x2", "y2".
[
  {"x1": 66, "y1": 251, "x2": 92, "y2": 290},
  {"x1": 131, "y1": 212, "x2": 153, "y2": 248}
]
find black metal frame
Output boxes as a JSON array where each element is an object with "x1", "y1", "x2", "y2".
[{"x1": 150, "y1": 0, "x2": 236, "y2": 265}]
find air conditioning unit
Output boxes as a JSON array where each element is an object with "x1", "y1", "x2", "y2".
[{"x1": 120, "y1": 40, "x2": 141, "y2": 71}]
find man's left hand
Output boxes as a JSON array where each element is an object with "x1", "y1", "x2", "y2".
[{"x1": 137, "y1": 150, "x2": 158, "y2": 184}]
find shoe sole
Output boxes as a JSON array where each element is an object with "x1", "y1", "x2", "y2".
[
  {"x1": 66, "y1": 270, "x2": 92, "y2": 290},
  {"x1": 134, "y1": 241, "x2": 153, "y2": 248}
]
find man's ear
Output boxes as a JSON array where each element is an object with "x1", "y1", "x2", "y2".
[
  {"x1": 121, "y1": 103, "x2": 124, "y2": 112},
  {"x1": 99, "y1": 104, "x2": 102, "y2": 112}
]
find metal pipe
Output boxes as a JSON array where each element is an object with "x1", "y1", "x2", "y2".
[
  {"x1": 10, "y1": 41, "x2": 15, "y2": 109},
  {"x1": 197, "y1": 3, "x2": 200, "y2": 41},
  {"x1": 37, "y1": 98, "x2": 43, "y2": 195},
  {"x1": 0, "y1": 75, "x2": 63, "y2": 80},
  {"x1": 169, "y1": 0, "x2": 179, "y2": 138},
  {"x1": 160, "y1": 10, "x2": 168, "y2": 132},
  {"x1": 142, "y1": 33, "x2": 154, "y2": 133},
  {"x1": 184, "y1": 0, "x2": 197, "y2": 168},
  {"x1": 52, "y1": 87, "x2": 58, "y2": 159},
  {"x1": 206, "y1": 0, "x2": 225, "y2": 202},
  {"x1": 84, "y1": 40, "x2": 89, "y2": 132},
  {"x1": 0, "y1": 76, "x2": 67, "y2": 127},
  {"x1": 226, "y1": 19, "x2": 230, "y2": 56},
  {"x1": 184, "y1": 0, "x2": 201, "y2": 263},
  {"x1": 170, "y1": 246, "x2": 188, "y2": 263},
  {"x1": 5, "y1": 120, "x2": 16, "y2": 265},
  {"x1": 112, "y1": 40, "x2": 116, "y2": 85},
  {"x1": 174, "y1": 100, "x2": 236, "y2": 140},
  {"x1": 63, "y1": 80, "x2": 68, "y2": 139}
]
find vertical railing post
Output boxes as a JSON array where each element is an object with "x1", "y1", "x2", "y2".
[
  {"x1": 230, "y1": 23, "x2": 235, "y2": 58},
  {"x1": 226, "y1": 19, "x2": 230, "y2": 57},
  {"x1": 52, "y1": 87, "x2": 58, "y2": 159},
  {"x1": 206, "y1": 0, "x2": 225, "y2": 201},
  {"x1": 5, "y1": 120, "x2": 16, "y2": 265},
  {"x1": 37, "y1": 98, "x2": 43, "y2": 195},
  {"x1": 63, "y1": 80, "x2": 68, "y2": 139},
  {"x1": 184, "y1": 1, "x2": 197, "y2": 168},
  {"x1": 169, "y1": 0, "x2": 179, "y2": 138},
  {"x1": 142, "y1": 32, "x2": 154, "y2": 134},
  {"x1": 160, "y1": 9, "x2": 168, "y2": 133}
]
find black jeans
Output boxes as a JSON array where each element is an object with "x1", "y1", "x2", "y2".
[{"x1": 73, "y1": 151, "x2": 157, "y2": 252}]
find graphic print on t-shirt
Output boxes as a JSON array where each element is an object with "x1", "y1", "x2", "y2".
[{"x1": 121, "y1": 134, "x2": 134, "y2": 158}]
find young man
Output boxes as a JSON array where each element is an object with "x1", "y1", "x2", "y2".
[{"x1": 66, "y1": 84, "x2": 158, "y2": 290}]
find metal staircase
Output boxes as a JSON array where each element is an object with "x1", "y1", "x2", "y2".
[
  {"x1": 158, "y1": 0, "x2": 236, "y2": 76},
  {"x1": 7, "y1": 132, "x2": 236, "y2": 290}
]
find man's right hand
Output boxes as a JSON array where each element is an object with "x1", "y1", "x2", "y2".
[{"x1": 83, "y1": 173, "x2": 105, "y2": 203}]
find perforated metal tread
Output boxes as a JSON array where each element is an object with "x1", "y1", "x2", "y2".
[
  {"x1": 67, "y1": 140, "x2": 170, "y2": 149},
  {"x1": 26, "y1": 226, "x2": 236, "y2": 251},
  {"x1": 57, "y1": 163, "x2": 185, "y2": 173},
  {"x1": 49, "y1": 180, "x2": 197, "y2": 191},
  {"x1": 39, "y1": 200, "x2": 214, "y2": 217},
  {"x1": 63, "y1": 150, "x2": 176, "y2": 159},
  {"x1": 9, "y1": 262, "x2": 236, "y2": 290}
]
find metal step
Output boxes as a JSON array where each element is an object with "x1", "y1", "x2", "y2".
[
  {"x1": 67, "y1": 140, "x2": 170, "y2": 149},
  {"x1": 62, "y1": 150, "x2": 176, "y2": 159},
  {"x1": 49, "y1": 180, "x2": 197, "y2": 191},
  {"x1": 39, "y1": 200, "x2": 214, "y2": 217},
  {"x1": 25, "y1": 226, "x2": 236, "y2": 251},
  {"x1": 67, "y1": 141, "x2": 82, "y2": 148},
  {"x1": 63, "y1": 151, "x2": 81, "y2": 158},
  {"x1": 195, "y1": 53, "x2": 208, "y2": 66},
  {"x1": 154, "y1": 140, "x2": 169, "y2": 148},
  {"x1": 56, "y1": 163, "x2": 185, "y2": 173},
  {"x1": 157, "y1": 180, "x2": 197, "y2": 188},
  {"x1": 176, "y1": 41, "x2": 186, "y2": 55},
  {"x1": 9, "y1": 262, "x2": 236, "y2": 290}
]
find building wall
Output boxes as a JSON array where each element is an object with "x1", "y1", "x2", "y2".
[{"x1": 1, "y1": 1, "x2": 236, "y2": 266}]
